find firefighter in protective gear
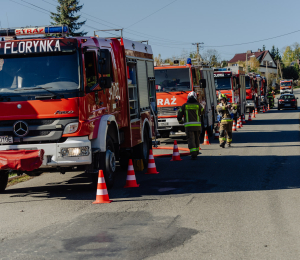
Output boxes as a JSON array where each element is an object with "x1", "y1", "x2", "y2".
[
  {"x1": 267, "y1": 91, "x2": 274, "y2": 108},
  {"x1": 216, "y1": 94, "x2": 237, "y2": 148},
  {"x1": 177, "y1": 91, "x2": 204, "y2": 159}
]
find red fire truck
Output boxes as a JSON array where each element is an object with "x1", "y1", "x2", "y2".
[
  {"x1": 214, "y1": 66, "x2": 246, "y2": 118},
  {"x1": 0, "y1": 25, "x2": 157, "y2": 191},
  {"x1": 280, "y1": 79, "x2": 293, "y2": 94},
  {"x1": 154, "y1": 61, "x2": 216, "y2": 138}
]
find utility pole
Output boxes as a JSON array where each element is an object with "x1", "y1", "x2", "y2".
[
  {"x1": 192, "y1": 42, "x2": 204, "y2": 63},
  {"x1": 246, "y1": 53, "x2": 248, "y2": 73}
]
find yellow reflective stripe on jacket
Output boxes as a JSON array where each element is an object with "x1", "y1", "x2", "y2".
[
  {"x1": 196, "y1": 109, "x2": 199, "y2": 122},
  {"x1": 184, "y1": 123, "x2": 201, "y2": 127},
  {"x1": 185, "y1": 104, "x2": 199, "y2": 110},
  {"x1": 221, "y1": 119, "x2": 233, "y2": 122},
  {"x1": 190, "y1": 148, "x2": 199, "y2": 152}
]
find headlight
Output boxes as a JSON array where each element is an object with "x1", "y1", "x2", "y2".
[
  {"x1": 63, "y1": 122, "x2": 79, "y2": 134},
  {"x1": 60, "y1": 147, "x2": 90, "y2": 157}
]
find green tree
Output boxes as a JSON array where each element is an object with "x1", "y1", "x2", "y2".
[
  {"x1": 50, "y1": 0, "x2": 86, "y2": 36},
  {"x1": 282, "y1": 46, "x2": 295, "y2": 66},
  {"x1": 292, "y1": 42, "x2": 300, "y2": 60},
  {"x1": 282, "y1": 66, "x2": 299, "y2": 80},
  {"x1": 270, "y1": 45, "x2": 276, "y2": 59},
  {"x1": 275, "y1": 48, "x2": 281, "y2": 62}
]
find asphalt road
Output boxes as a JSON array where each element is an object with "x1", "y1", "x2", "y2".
[{"x1": 0, "y1": 89, "x2": 299, "y2": 260}]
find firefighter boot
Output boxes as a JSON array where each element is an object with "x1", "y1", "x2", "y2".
[{"x1": 191, "y1": 152, "x2": 198, "y2": 160}]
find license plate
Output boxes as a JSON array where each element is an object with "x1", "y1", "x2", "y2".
[
  {"x1": 0, "y1": 136, "x2": 13, "y2": 144},
  {"x1": 285, "y1": 104, "x2": 291, "y2": 106},
  {"x1": 158, "y1": 122, "x2": 169, "y2": 126}
]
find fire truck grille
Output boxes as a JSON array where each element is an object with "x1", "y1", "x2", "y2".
[
  {"x1": 0, "y1": 117, "x2": 78, "y2": 144},
  {"x1": 158, "y1": 107, "x2": 178, "y2": 116},
  {"x1": 0, "y1": 119, "x2": 56, "y2": 127}
]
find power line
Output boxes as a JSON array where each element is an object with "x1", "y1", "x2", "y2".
[
  {"x1": 45, "y1": 0, "x2": 190, "y2": 45},
  {"x1": 204, "y1": 29, "x2": 300, "y2": 48},
  {"x1": 125, "y1": 0, "x2": 178, "y2": 29}
]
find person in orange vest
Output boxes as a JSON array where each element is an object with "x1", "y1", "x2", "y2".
[{"x1": 177, "y1": 91, "x2": 204, "y2": 159}]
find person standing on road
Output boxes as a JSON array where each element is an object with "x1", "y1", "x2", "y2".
[
  {"x1": 177, "y1": 91, "x2": 204, "y2": 160},
  {"x1": 216, "y1": 94, "x2": 236, "y2": 148}
]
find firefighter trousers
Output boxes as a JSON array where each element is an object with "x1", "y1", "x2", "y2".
[
  {"x1": 219, "y1": 123, "x2": 232, "y2": 145},
  {"x1": 186, "y1": 130, "x2": 200, "y2": 158}
]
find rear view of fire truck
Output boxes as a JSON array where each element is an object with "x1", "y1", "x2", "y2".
[{"x1": 0, "y1": 26, "x2": 157, "y2": 192}]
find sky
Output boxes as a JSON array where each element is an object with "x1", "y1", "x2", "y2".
[{"x1": 1, "y1": 0, "x2": 299, "y2": 61}]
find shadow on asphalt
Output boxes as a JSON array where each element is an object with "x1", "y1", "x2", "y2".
[{"x1": 3, "y1": 153, "x2": 299, "y2": 201}]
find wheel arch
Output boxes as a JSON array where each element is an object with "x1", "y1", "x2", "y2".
[{"x1": 91, "y1": 115, "x2": 119, "y2": 152}]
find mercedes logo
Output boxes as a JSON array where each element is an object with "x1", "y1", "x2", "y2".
[{"x1": 13, "y1": 121, "x2": 29, "y2": 137}]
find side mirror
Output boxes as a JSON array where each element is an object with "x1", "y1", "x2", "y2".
[
  {"x1": 200, "y1": 79, "x2": 206, "y2": 88},
  {"x1": 98, "y1": 49, "x2": 111, "y2": 75},
  {"x1": 98, "y1": 77, "x2": 112, "y2": 89},
  {"x1": 98, "y1": 49, "x2": 112, "y2": 89}
]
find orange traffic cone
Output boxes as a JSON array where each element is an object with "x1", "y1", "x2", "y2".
[
  {"x1": 93, "y1": 170, "x2": 112, "y2": 204},
  {"x1": 237, "y1": 118, "x2": 240, "y2": 128},
  {"x1": 214, "y1": 128, "x2": 220, "y2": 139},
  {"x1": 232, "y1": 120, "x2": 237, "y2": 131},
  {"x1": 239, "y1": 116, "x2": 243, "y2": 127},
  {"x1": 146, "y1": 149, "x2": 159, "y2": 174},
  {"x1": 242, "y1": 114, "x2": 246, "y2": 124},
  {"x1": 248, "y1": 112, "x2": 252, "y2": 122},
  {"x1": 255, "y1": 108, "x2": 258, "y2": 115},
  {"x1": 202, "y1": 130, "x2": 211, "y2": 145},
  {"x1": 171, "y1": 140, "x2": 183, "y2": 161},
  {"x1": 268, "y1": 104, "x2": 270, "y2": 111},
  {"x1": 124, "y1": 159, "x2": 140, "y2": 188}
]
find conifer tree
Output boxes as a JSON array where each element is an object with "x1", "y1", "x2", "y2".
[
  {"x1": 50, "y1": 0, "x2": 86, "y2": 36},
  {"x1": 270, "y1": 45, "x2": 276, "y2": 59}
]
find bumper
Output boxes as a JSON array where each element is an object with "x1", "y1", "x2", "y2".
[
  {"x1": 0, "y1": 136, "x2": 92, "y2": 169},
  {"x1": 158, "y1": 117, "x2": 180, "y2": 130}
]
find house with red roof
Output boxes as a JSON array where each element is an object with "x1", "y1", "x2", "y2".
[{"x1": 228, "y1": 49, "x2": 277, "y2": 76}]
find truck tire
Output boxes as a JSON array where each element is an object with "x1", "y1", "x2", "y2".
[
  {"x1": 100, "y1": 136, "x2": 116, "y2": 190},
  {"x1": 142, "y1": 128, "x2": 150, "y2": 168},
  {"x1": 0, "y1": 171, "x2": 9, "y2": 193}
]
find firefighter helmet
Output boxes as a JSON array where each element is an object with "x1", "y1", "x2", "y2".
[
  {"x1": 219, "y1": 94, "x2": 227, "y2": 101},
  {"x1": 187, "y1": 91, "x2": 197, "y2": 100}
]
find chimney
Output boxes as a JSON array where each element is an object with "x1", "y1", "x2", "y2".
[
  {"x1": 257, "y1": 49, "x2": 262, "y2": 52},
  {"x1": 247, "y1": 50, "x2": 252, "y2": 54}
]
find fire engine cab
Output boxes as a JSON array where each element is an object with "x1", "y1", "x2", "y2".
[
  {"x1": 0, "y1": 25, "x2": 157, "y2": 191},
  {"x1": 154, "y1": 60, "x2": 215, "y2": 138},
  {"x1": 280, "y1": 79, "x2": 293, "y2": 94},
  {"x1": 214, "y1": 66, "x2": 246, "y2": 118}
]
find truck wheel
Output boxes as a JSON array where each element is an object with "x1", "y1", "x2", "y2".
[
  {"x1": 142, "y1": 128, "x2": 150, "y2": 168},
  {"x1": 0, "y1": 171, "x2": 9, "y2": 193},
  {"x1": 100, "y1": 136, "x2": 116, "y2": 190}
]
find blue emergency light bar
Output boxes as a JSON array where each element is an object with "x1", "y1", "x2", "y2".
[{"x1": 0, "y1": 26, "x2": 68, "y2": 37}]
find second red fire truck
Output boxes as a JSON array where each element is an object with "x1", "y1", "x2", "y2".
[
  {"x1": 0, "y1": 25, "x2": 157, "y2": 191},
  {"x1": 213, "y1": 66, "x2": 246, "y2": 118}
]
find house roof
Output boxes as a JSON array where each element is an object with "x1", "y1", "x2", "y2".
[{"x1": 229, "y1": 51, "x2": 268, "y2": 63}]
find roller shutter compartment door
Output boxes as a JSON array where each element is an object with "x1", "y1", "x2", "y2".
[
  {"x1": 146, "y1": 61, "x2": 154, "y2": 77},
  {"x1": 137, "y1": 60, "x2": 149, "y2": 109}
]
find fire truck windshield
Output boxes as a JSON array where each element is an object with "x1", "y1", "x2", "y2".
[
  {"x1": 155, "y1": 68, "x2": 191, "y2": 92},
  {"x1": 214, "y1": 77, "x2": 231, "y2": 90},
  {"x1": 0, "y1": 51, "x2": 79, "y2": 96},
  {"x1": 280, "y1": 82, "x2": 292, "y2": 86}
]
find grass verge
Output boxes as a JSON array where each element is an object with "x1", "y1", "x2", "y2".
[{"x1": 7, "y1": 175, "x2": 33, "y2": 187}]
